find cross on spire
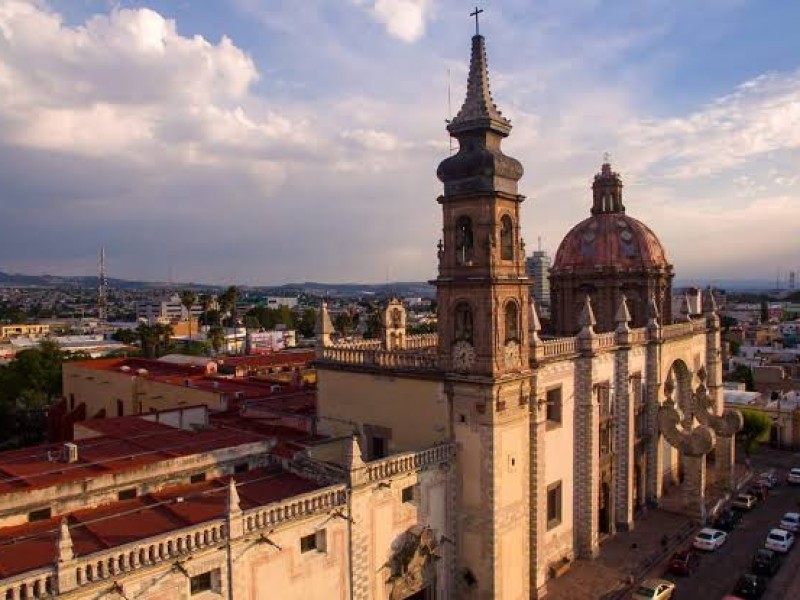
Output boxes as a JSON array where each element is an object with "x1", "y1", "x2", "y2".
[
  {"x1": 470, "y1": 6, "x2": 484, "y2": 36},
  {"x1": 603, "y1": 151, "x2": 612, "y2": 164}
]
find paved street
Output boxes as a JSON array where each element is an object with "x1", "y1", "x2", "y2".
[{"x1": 649, "y1": 449, "x2": 800, "y2": 599}]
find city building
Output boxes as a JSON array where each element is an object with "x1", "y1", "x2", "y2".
[
  {"x1": 135, "y1": 294, "x2": 203, "y2": 323},
  {"x1": 265, "y1": 297, "x2": 299, "y2": 310},
  {"x1": 526, "y1": 249, "x2": 552, "y2": 308},
  {"x1": 0, "y1": 323, "x2": 50, "y2": 341},
  {"x1": 0, "y1": 30, "x2": 742, "y2": 600}
]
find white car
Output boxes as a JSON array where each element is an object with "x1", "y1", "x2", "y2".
[
  {"x1": 693, "y1": 528, "x2": 728, "y2": 551},
  {"x1": 788, "y1": 468, "x2": 800, "y2": 485},
  {"x1": 758, "y1": 471, "x2": 779, "y2": 488},
  {"x1": 732, "y1": 494, "x2": 757, "y2": 510},
  {"x1": 632, "y1": 578, "x2": 676, "y2": 600},
  {"x1": 780, "y1": 512, "x2": 800, "y2": 533},
  {"x1": 765, "y1": 528, "x2": 795, "y2": 553}
]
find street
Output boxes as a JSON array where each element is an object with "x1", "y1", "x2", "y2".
[{"x1": 652, "y1": 451, "x2": 800, "y2": 599}]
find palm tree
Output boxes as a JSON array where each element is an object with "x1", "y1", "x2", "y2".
[
  {"x1": 207, "y1": 325, "x2": 225, "y2": 355},
  {"x1": 199, "y1": 293, "x2": 212, "y2": 327},
  {"x1": 180, "y1": 290, "x2": 197, "y2": 341}
]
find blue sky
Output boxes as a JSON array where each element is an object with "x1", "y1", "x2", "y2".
[{"x1": 1, "y1": 0, "x2": 799, "y2": 285}]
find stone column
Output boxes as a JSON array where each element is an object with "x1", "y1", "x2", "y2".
[
  {"x1": 575, "y1": 297, "x2": 599, "y2": 558},
  {"x1": 682, "y1": 454, "x2": 707, "y2": 520},
  {"x1": 645, "y1": 297, "x2": 663, "y2": 505},
  {"x1": 613, "y1": 296, "x2": 634, "y2": 531},
  {"x1": 347, "y1": 436, "x2": 372, "y2": 600}
]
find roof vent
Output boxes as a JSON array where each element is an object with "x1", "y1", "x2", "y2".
[
  {"x1": 120, "y1": 365, "x2": 131, "y2": 372},
  {"x1": 63, "y1": 442, "x2": 79, "y2": 463}
]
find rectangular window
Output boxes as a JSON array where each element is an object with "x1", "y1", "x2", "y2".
[
  {"x1": 546, "y1": 387, "x2": 562, "y2": 425},
  {"x1": 234, "y1": 462, "x2": 249, "y2": 474},
  {"x1": 402, "y1": 485, "x2": 415, "y2": 504},
  {"x1": 370, "y1": 436, "x2": 387, "y2": 460},
  {"x1": 118, "y1": 488, "x2": 137, "y2": 501},
  {"x1": 190, "y1": 472, "x2": 207, "y2": 484},
  {"x1": 301, "y1": 529, "x2": 327, "y2": 553},
  {"x1": 28, "y1": 508, "x2": 52, "y2": 522},
  {"x1": 189, "y1": 571, "x2": 212, "y2": 595},
  {"x1": 547, "y1": 481, "x2": 562, "y2": 530}
]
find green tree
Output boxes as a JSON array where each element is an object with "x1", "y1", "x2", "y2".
[
  {"x1": 408, "y1": 322, "x2": 437, "y2": 335},
  {"x1": 363, "y1": 307, "x2": 383, "y2": 339},
  {"x1": 136, "y1": 323, "x2": 160, "y2": 358},
  {"x1": 739, "y1": 408, "x2": 772, "y2": 455},
  {"x1": 207, "y1": 325, "x2": 225, "y2": 354},
  {"x1": 296, "y1": 308, "x2": 317, "y2": 338},
  {"x1": 219, "y1": 286, "x2": 239, "y2": 327},
  {"x1": 730, "y1": 364, "x2": 755, "y2": 391},
  {"x1": 728, "y1": 339, "x2": 741, "y2": 357},
  {"x1": 180, "y1": 290, "x2": 197, "y2": 341},
  {"x1": 760, "y1": 299, "x2": 769, "y2": 324},
  {"x1": 199, "y1": 293, "x2": 213, "y2": 327},
  {"x1": 112, "y1": 328, "x2": 138, "y2": 345},
  {"x1": 334, "y1": 312, "x2": 353, "y2": 337}
]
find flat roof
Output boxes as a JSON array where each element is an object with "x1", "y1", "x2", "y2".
[
  {"x1": 0, "y1": 467, "x2": 322, "y2": 578},
  {"x1": 0, "y1": 420, "x2": 267, "y2": 495}
]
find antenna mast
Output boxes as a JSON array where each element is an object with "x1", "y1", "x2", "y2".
[{"x1": 97, "y1": 245, "x2": 108, "y2": 322}]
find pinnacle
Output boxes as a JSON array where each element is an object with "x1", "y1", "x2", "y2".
[{"x1": 448, "y1": 35, "x2": 511, "y2": 135}]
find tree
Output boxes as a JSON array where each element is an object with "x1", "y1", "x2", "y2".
[
  {"x1": 363, "y1": 307, "x2": 383, "y2": 339},
  {"x1": 112, "y1": 328, "x2": 138, "y2": 345},
  {"x1": 296, "y1": 308, "x2": 317, "y2": 338},
  {"x1": 334, "y1": 312, "x2": 353, "y2": 337},
  {"x1": 207, "y1": 325, "x2": 225, "y2": 354},
  {"x1": 728, "y1": 339, "x2": 741, "y2": 357},
  {"x1": 180, "y1": 290, "x2": 197, "y2": 341},
  {"x1": 219, "y1": 286, "x2": 239, "y2": 327},
  {"x1": 408, "y1": 322, "x2": 436, "y2": 335},
  {"x1": 739, "y1": 408, "x2": 772, "y2": 455},
  {"x1": 760, "y1": 299, "x2": 769, "y2": 324},
  {"x1": 199, "y1": 293, "x2": 213, "y2": 327},
  {"x1": 730, "y1": 364, "x2": 755, "y2": 391}
]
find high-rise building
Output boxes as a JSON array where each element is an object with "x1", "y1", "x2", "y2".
[{"x1": 526, "y1": 249, "x2": 552, "y2": 307}]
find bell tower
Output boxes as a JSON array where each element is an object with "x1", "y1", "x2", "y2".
[{"x1": 435, "y1": 21, "x2": 532, "y2": 599}]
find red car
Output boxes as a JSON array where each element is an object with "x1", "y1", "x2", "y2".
[{"x1": 668, "y1": 549, "x2": 701, "y2": 575}]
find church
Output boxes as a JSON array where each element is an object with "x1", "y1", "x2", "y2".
[{"x1": 0, "y1": 26, "x2": 741, "y2": 600}]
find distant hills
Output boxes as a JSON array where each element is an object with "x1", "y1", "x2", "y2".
[{"x1": 0, "y1": 270, "x2": 788, "y2": 297}]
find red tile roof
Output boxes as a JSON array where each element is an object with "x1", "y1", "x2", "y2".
[{"x1": 0, "y1": 468, "x2": 321, "y2": 578}]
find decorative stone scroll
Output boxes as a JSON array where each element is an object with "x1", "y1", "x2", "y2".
[
  {"x1": 692, "y1": 381, "x2": 742, "y2": 437},
  {"x1": 386, "y1": 526, "x2": 441, "y2": 600}
]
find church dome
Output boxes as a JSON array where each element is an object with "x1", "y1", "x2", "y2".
[
  {"x1": 553, "y1": 213, "x2": 669, "y2": 271},
  {"x1": 552, "y1": 162, "x2": 670, "y2": 272}
]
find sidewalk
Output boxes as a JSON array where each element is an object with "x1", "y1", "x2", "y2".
[{"x1": 545, "y1": 509, "x2": 697, "y2": 600}]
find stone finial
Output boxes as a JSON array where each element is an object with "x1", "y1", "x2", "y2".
[
  {"x1": 314, "y1": 300, "x2": 335, "y2": 347},
  {"x1": 614, "y1": 295, "x2": 631, "y2": 332},
  {"x1": 578, "y1": 295, "x2": 597, "y2": 332},
  {"x1": 647, "y1": 294, "x2": 660, "y2": 328},
  {"x1": 227, "y1": 477, "x2": 241, "y2": 515},
  {"x1": 56, "y1": 518, "x2": 74, "y2": 563},
  {"x1": 680, "y1": 293, "x2": 692, "y2": 321},
  {"x1": 529, "y1": 298, "x2": 541, "y2": 343},
  {"x1": 346, "y1": 434, "x2": 365, "y2": 471},
  {"x1": 703, "y1": 287, "x2": 718, "y2": 315},
  {"x1": 447, "y1": 34, "x2": 511, "y2": 135}
]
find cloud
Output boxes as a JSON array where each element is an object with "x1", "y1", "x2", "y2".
[{"x1": 354, "y1": 0, "x2": 435, "y2": 43}]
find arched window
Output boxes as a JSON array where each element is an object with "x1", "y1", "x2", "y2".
[
  {"x1": 454, "y1": 302, "x2": 474, "y2": 343},
  {"x1": 505, "y1": 301, "x2": 519, "y2": 342},
  {"x1": 391, "y1": 308, "x2": 402, "y2": 328},
  {"x1": 500, "y1": 215, "x2": 514, "y2": 260},
  {"x1": 455, "y1": 216, "x2": 474, "y2": 265}
]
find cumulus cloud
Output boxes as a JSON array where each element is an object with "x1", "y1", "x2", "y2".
[{"x1": 354, "y1": 0, "x2": 435, "y2": 42}]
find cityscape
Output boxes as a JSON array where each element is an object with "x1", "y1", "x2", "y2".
[{"x1": 1, "y1": 2, "x2": 800, "y2": 600}]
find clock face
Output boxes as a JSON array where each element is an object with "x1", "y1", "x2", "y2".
[
  {"x1": 451, "y1": 340, "x2": 476, "y2": 371},
  {"x1": 504, "y1": 340, "x2": 521, "y2": 369}
]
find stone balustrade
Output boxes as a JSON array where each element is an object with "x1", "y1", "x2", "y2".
[
  {"x1": 243, "y1": 485, "x2": 347, "y2": 534},
  {"x1": 662, "y1": 322, "x2": 696, "y2": 340},
  {"x1": 0, "y1": 568, "x2": 54, "y2": 600},
  {"x1": 596, "y1": 332, "x2": 616, "y2": 350},
  {"x1": 404, "y1": 334, "x2": 438, "y2": 350},
  {"x1": 540, "y1": 337, "x2": 578, "y2": 359},
  {"x1": 629, "y1": 328, "x2": 648, "y2": 345},
  {"x1": 320, "y1": 347, "x2": 437, "y2": 370},
  {"x1": 364, "y1": 444, "x2": 455, "y2": 483},
  {"x1": 333, "y1": 339, "x2": 383, "y2": 350}
]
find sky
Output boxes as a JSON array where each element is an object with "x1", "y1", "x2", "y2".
[{"x1": 0, "y1": 0, "x2": 799, "y2": 286}]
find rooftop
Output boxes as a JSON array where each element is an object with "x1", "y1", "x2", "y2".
[{"x1": 0, "y1": 467, "x2": 321, "y2": 579}]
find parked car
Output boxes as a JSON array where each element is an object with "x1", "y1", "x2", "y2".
[
  {"x1": 732, "y1": 494, "x2": 758, "y2": 511},
  {"x1": 787, "y1": 468, "x2": 800, "y2": 485},
  {"x1": 780, "y1": 512, "x2": 800, "y2": 533},
  {"x1": 747, "y1": 483, "x2": 768, "y2": 501},
  {"x1": 731, "y1": 573, "x2": 768, "y2": 599},
  {"x1": 751, "y1": 548, "x2": 780, "y2": 577},
  {"x1": 715, "y1": 509, "x2": 743, "y2": 532},
  {"x1": 757, "y1": 471, "x2": 779, "y2": 488},
  {"x1": 632, "y1": 578, "x2": 676, "y2": 600},
  {"x1": 765, "y1": 528, "x2": 795, "y2": 553},
  {"x1": 667, "y1": 548, "x2": 701, "y2": 575},
  {"x1": 693, "y1": 528, "x2": 728, "y2": 551}
]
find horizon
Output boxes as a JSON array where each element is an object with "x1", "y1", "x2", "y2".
[{"x1": 0, "y1": 1, "x2": 798, "y2": 283}]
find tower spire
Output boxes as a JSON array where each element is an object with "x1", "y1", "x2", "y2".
[
  {"x1": 591, "y1": 159, "x2": 625, "y2": 215},
  {"x1": 447, "y1": 24, "x2": 511, "y2": 136}
]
